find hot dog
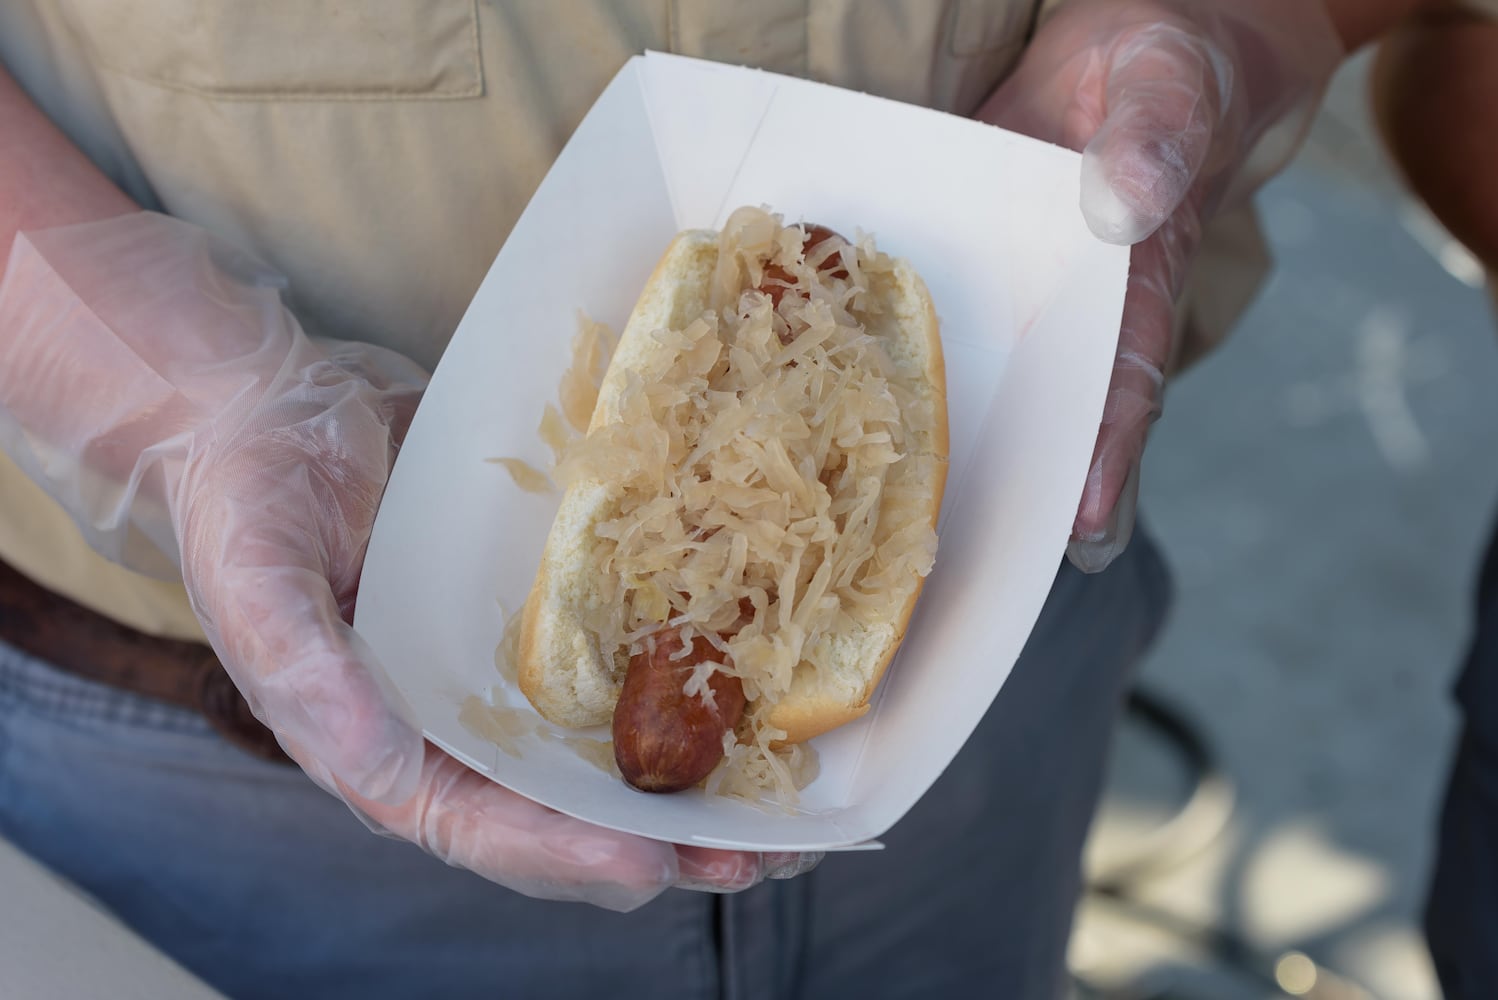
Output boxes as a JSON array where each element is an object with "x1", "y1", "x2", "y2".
[
  {"x1": 518, "y1": 206, "x2": 949, "y2": 798},
  {"x1": 610, "y1": 606, "x2": 751, "y2": 792}
]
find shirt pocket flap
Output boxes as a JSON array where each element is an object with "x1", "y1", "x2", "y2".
[{"x1": 58, "y1": 0, "x2": 481, "y2": 100}]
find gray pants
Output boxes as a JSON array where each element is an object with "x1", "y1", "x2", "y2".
[{"x1": 0, "y1": 531, "x2": 1170, "y2": 1000}]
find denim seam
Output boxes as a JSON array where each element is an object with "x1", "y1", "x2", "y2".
[
  {"x1": 0, "y1": 706, "x2": 11, "y2": 838},
  {"x1": 0, "y1": 677, "x2": 13, "y2": 842}
]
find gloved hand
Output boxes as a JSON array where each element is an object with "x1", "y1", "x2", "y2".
[
  {"x1": 0, "y1": 211, "x2": 818, "y2": 911},
  {"x1": 977, "y1": 0, "x2": 1343, "y2": 571}
]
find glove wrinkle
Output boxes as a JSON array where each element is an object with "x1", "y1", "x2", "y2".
[{"x1": 980, "y1": 0, "x2": 1342, "y2": 572}]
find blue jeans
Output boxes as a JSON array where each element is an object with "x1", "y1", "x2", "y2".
[{"x1": 0, "y1": 532, "x2": 1169, "y2": 1000}]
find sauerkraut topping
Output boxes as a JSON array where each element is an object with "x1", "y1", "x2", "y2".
[
  {"x1": 491, "y1": 313, "x2": 614, "y2": 491},
  {"x1": 706, "y1": 723, "x2": 821, "y2": 805},
  {"x1": 553, "y1": 206, "x2": 940, "y2": 807},
  {"x1": 487, "y1": 457, "x2": 552, "y2": 494}
]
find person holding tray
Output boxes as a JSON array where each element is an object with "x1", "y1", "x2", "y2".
[{"x1": 0, "y1": 1, "x2": 1446, "y2": 997}]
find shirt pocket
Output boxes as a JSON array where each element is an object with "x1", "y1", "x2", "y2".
[
  {"x1": 948, "y1": 0, "x2": 1036, "y2": 56},
  {"x1": 54, "y1": 0, "x2": 481, "y2": 101}
]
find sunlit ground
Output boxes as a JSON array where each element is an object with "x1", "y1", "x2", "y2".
[{"x1": 1070, "y1": 54, "x2": 1498, "y2": 999}]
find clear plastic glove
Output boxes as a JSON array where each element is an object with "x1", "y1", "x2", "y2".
[
  {"x1": 977, "y1": 0, "x2": 1343, "y2": 571},
  {"x1": 0, "y1": 211, "x2": 819, "y2": 911}
]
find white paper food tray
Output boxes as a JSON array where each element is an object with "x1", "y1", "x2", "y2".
[{"x1": 355, "y1": 52, "x2": 1127, "y2": 852}]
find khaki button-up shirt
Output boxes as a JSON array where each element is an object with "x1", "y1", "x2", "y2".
[{"x1": 0, "y1": 0, "x2": 1258, "y2": 639}]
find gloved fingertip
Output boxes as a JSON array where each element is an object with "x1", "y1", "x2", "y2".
[
  {"x1": 1080, "y1": 150, "x2": 1160, "y2": 246},
  {"x1": 1066, "y1": 532, "x2": 1127, "y2": 575},
  {"x1": 1067, "y1": 461, "x2": 1142, "y2": 574},
  {"x1": 676, "y1": 850, "x2": 765, "y2": 894},
  {"x1": 764, "y1": 851, "x2": 824, "y2": 880}
]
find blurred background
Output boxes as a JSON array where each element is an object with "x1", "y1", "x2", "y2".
[{"x1": 1067, "y1": 53, "x2": 1498, "y2": 999}]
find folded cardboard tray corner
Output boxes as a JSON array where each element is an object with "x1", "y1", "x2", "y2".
[{"x1": 353, "y1": 51, "x2": 1129, "y2": 852}]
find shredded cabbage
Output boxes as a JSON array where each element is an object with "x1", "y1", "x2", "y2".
[{"x1": 551, "y1": 207, "x2": 939, "y2": 807}]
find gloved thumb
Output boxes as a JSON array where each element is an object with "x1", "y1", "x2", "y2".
[
  {"x1": 1080, "y1": 24, "x2": 1232, "y2": 245},
  {"x1": 177, "y1": 446, "x2": 427, "y2": 806}
]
